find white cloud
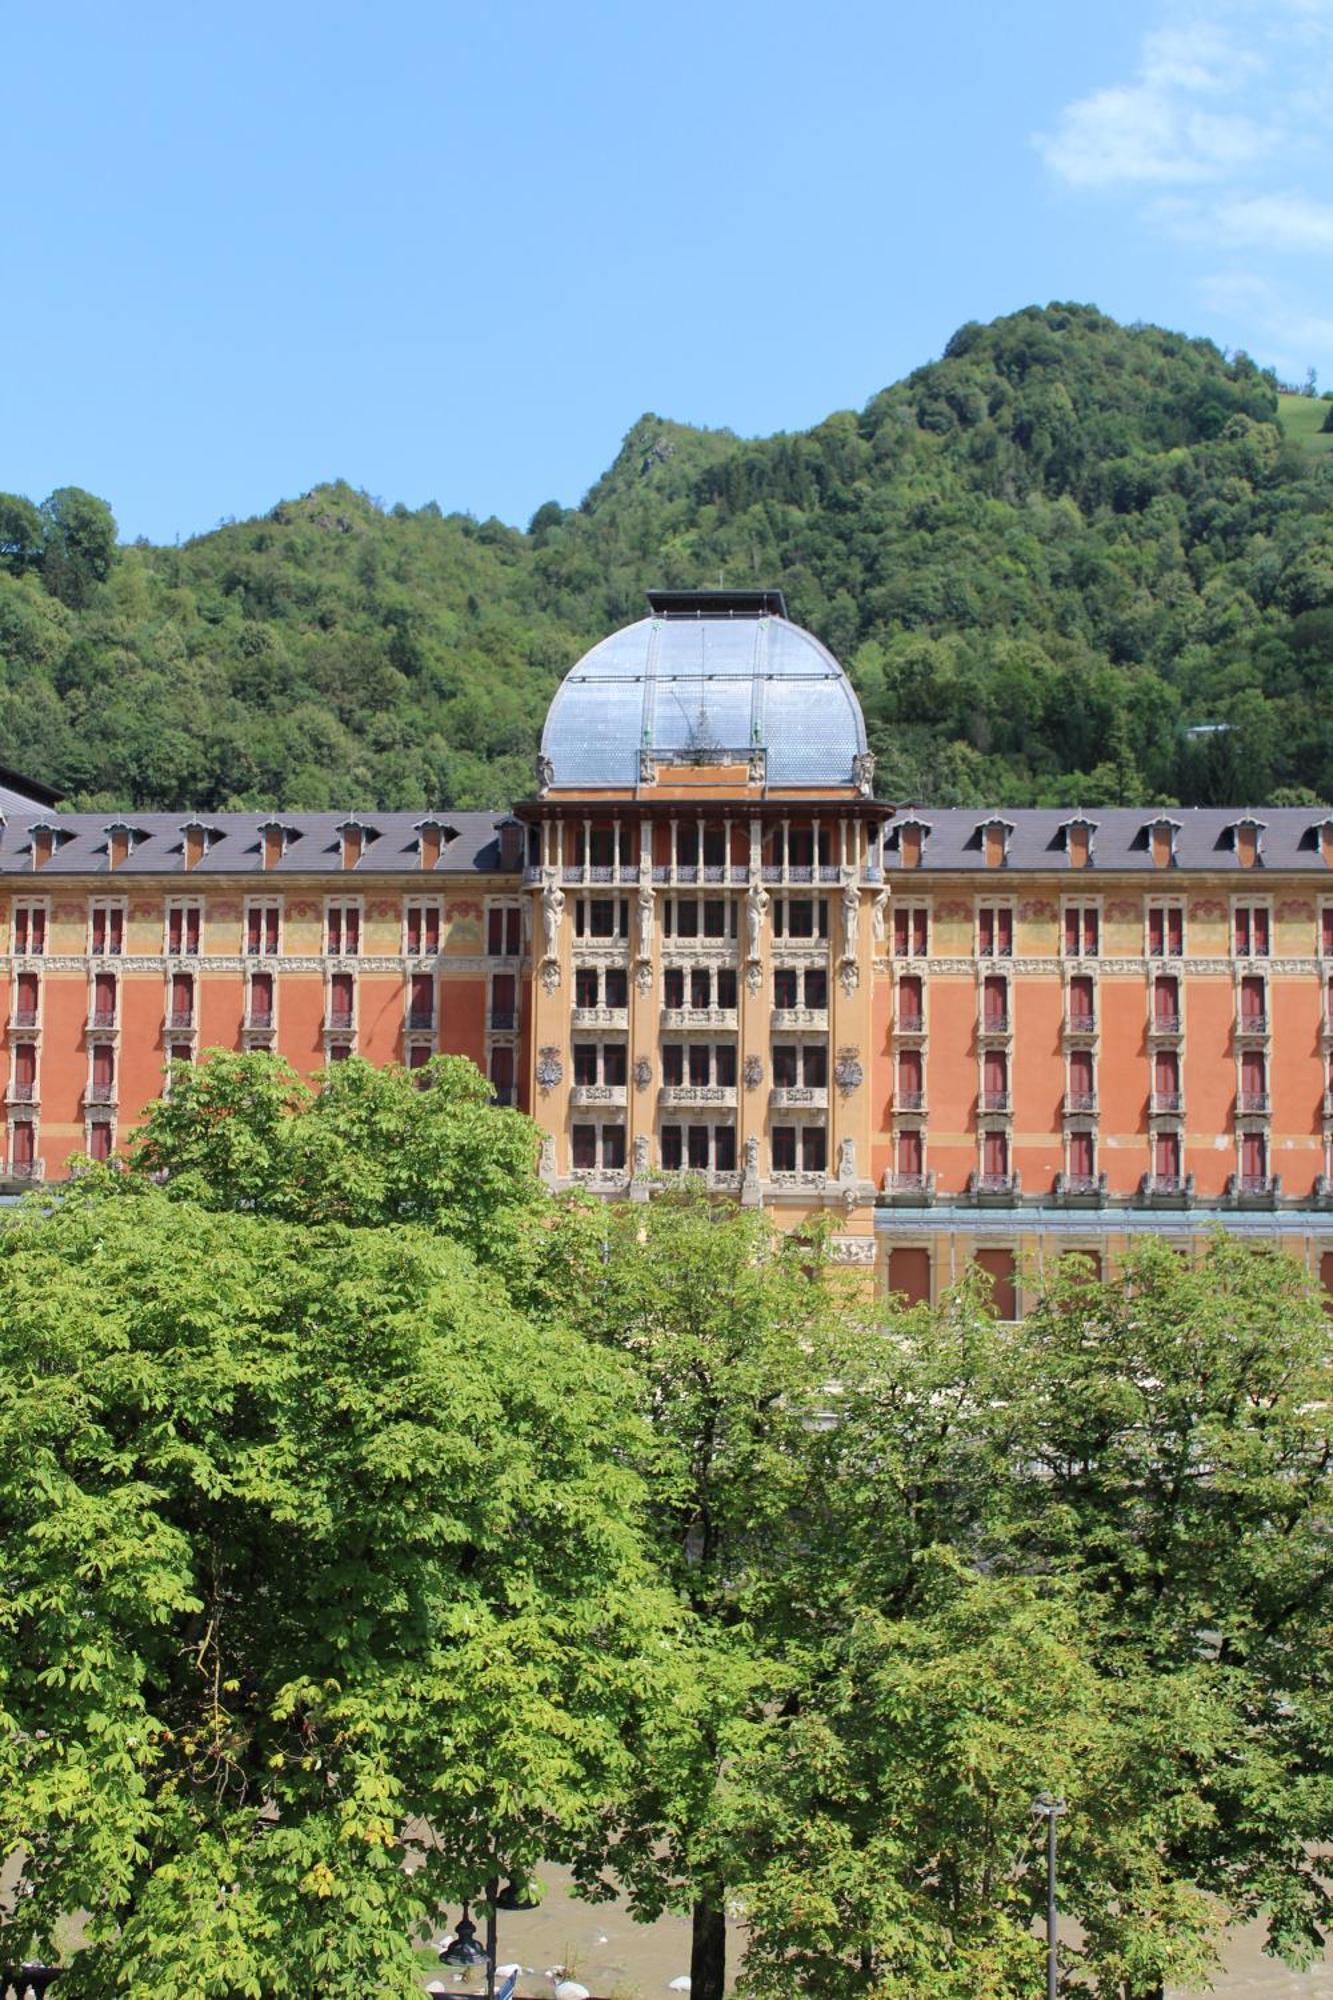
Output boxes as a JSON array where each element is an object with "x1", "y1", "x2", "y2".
[{"x1": 1216, "y1": 190, "x2": 1333, "y2": 249}]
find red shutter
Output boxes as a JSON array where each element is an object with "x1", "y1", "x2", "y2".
[
  {"x1": 893, "y1": 909, "x2": 908, "y2": 956},
  {"x1": 1242, "y1": 1132, "x2": 1266, "y2": 1180},
  {"x1": 1155, "y1": 1132, "x2": 1180, "y2": 1180},
  {"x1": 888, "y1": 1246, "x2": 930, "y2": 1303},
  {"x1": 407, "y1": 907, "x2": 422, "y2": 953},
  {"x1": 898, "y1": 1129, "x2": 923, "y2": 1177},
  {"x1": 11, "y1": 1120, "x2": 33, "y2": 1167},
  {"x1": 13, "y1": 1044, "x2": 35, "y2": 1090},
  {"x1": 1166, "y1": 907, "x2": 1183, "y2": 955},
  {"x1": 1155, "y1": 977, "x2": 1178, "y2": 1022},
  {"x1": 1069, "y1": 1131, "x2": 1094, "y2": 1179},
  {"x1": 345, "y1": 908, "x2": 360, "y2": 954},
  {"x1": 1070, "y1": 975, "x2": 1094, "y2": 1026},
  {"x1": 488, "y1": 908, "x2": 504, "y2": 954},
  {"x1": 1064, "y1": 908, "x2": 1079, "y2": 955},
  {"x1": 1148, "y1": 908, "x2": 1164, "y2": 956},
  {"x1": 93, "y1": 1044, "x2": 114, "y2": 1089},
  {"x1": 983, "y1": 976, "x2": 1006, "y2": 1025},
  {"x1": 1234, "y1": 909, "x2": 1249, "y2": 955},
  {"x1": 186, "y1": 906, "x2": 200, "y2": 953},
  {"x1": 1241, "y1": 1050, "x2": 1264, "y2": 1093},
  {"x1": 983, "y1": 1049, "x2": 1007, "y2": 1094},
  {"x1": 913, "y1": 909, "x2": 928, "y2": 955},
  {"x1": 978, "y1": 909, "x2": 994, "y2": 956},
  {"x1": 1154, "y1": 1050, "x2": 1178, "y2": 1094},
  {"x1": 899, "y1": 1050, "x2": 922, "y2": 1094},
  {"x1": 168, "y1": 907, "x2": 182, "y2": 953},
  {"x1": 997, "y1": 908, "x2": 1013, "y2": 956},
  {"x1": 1070, "y1": 1049, "x2": 1094, "y2": 1095},
  {"x1": 1083, "y1": 909, "x2": 1099, "y2": 955},
  {"x1": 1253, "y1": 908, "x2": 1269, "y2": 955},
  {"x1": 983, "y1": 1130, "x2": 1008, "y2": 1178},
  {"x1": 974, "y1": 1248, "x2": 1016, "y2": 1320},
  {"x1": 1241, "y1": 975, "x2": 1264, "y2": 1023}
]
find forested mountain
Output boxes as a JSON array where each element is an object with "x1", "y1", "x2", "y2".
[{"x1": 3, "y1": 302, "x2": 1332, "y2": 813}]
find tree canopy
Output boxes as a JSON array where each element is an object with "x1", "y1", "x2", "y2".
[{"x1": 3, "y1": 305, "x2": 1333, "y2": 812}]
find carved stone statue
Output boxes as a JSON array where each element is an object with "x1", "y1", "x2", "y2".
[
  {"x1": 838, "y1": 1136, "x2": 857, "y2": 1182},
  {"x1": 632, "y1": 1134, "x2": 650, "y2": 1175},
  {"x1": 743, "y1": 1134, "x2": 760, "y2": 1179},
  {"x1": 746, "y1": 878, "x2": 770, "y2": 959},
  {"x1": 541, "y1": 867, "x2": 565, "y2": 960},
  {"x1": 637, "y1": 878, "x2": 655, "y2": 958},
  {"x1": 852, "y1": 750, "x2": 876, "y2": 797},
  {"x1": 872, "y1": 884, "x2": 890, "y2": 949},
  {"x1": 840, "y1": 867, "x2": 860, "y2": 960},
  {"x1": 536, "y1": 753, "x2": 554, "y2": 794}
]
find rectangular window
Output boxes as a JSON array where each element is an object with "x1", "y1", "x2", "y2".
[
  {"x1": 898, "y1": 974, "x2": 923, "y2": 1031},
  {"x1": 1240, "y1": 1049, "x2": 1266, "y2": 1098},
  {"x1": 13, "y1": 904, "x2": 46, "y2": 955},
  {"x1": 1068, "y1": 974, "x2": 1095, "y2": 1030},
  {"x1": 673, "y1": 899, "x2": 699, "y2": 939},
  {"x1": 897, "y1": 1129, "x2": 923, "y2": 1179},
  {"x1": 571, "y1": 1124, "x2": 596, "y2": 1170},
  {"x1": 328, "y1": 971, "x2": 354, "y2": 1030},
  {"x1": 249, "y1": 970, "x2": 274, "y2": 1026},
  {"x1": 91, "y1": 904, "x2": 125, "y2": 955},
  {"x1": 1148, "y1": 904, "x2": 1184, "y2": 957},
  {"x1": 1240, "y1": 974, "x2": 1266, "y2": 1025},
  {"x1": 1233, "y1": 905, "x2": 1270, "y2": 957},
  {"x1": 771, "y1": 1125, "x2": 796, "y2": 1172},
  {"x1": 87, "y1": 1120, "x2": 113, "y2": 1163},
  {"x1": 688, "y1": 1044, "x2": 710, "y2": 1088},
  {"x1": 983, "y1": 1048, "x2": 1008, "y2": 1102},
  {"x1": 714, "y1": 1125, "x2": 736, "y2": 1172},
  {"x1": 603, "y1": 1044, "x2": 627, "y2": 1088},
  {"x1": 687, "y1": 1125, "x2": 710, "y2": 1170},
  {"x1": 664, "y1": 967, "x2": 685, "y2": 1010},
  {"x1": 715, "y1": 1045, "x2": 737, "y2": 1089},
  {"x1": 702, "y1": 900, "x2": 727, "y2": 939},
  {"x1": 716, "y1": 968, "x2": 737, "y2": 1010},
  {"x1": 575, "y1": 967, "x2": 599, "y2": 1009},
  {"x1": 92, "y1": 1042, "x2": 115, "y2": 1093},
  {"x1": 898, "y1": 1048, "x2": 923, "y2": 1099},
  {"x1": 605, "y1": 967, "x2": 629, "y2": 1009},
  {"x1": 982, "y1": 975, "x2": 1008, "y2": 1028},
  {"x1": 487, "y1": 905, "x2": 522, "y2": 956},
  {"x1": 92, "y1": 971, "x2": 117, "y2": 1027},
  {"x1": 663, "y1": 1044, "x2": 684, "y2": 1087},
  {"x1": 983, "y1": 1130, "x2": 1008, "y2": 1180},
  {"x1": 690, "y1": 967, "x2": 711, "y2": 1010},
  {"x1": 167, "y1": 903, "x2": 202, "y2": 955},
  {"x1": 661, "y1": 1125, "x2": 682, "y2": 1171},
  {"x1": 801, "y1": 1126, "x2": 827, "y2": 1174},
  {"x1": 974, "y1": 1248, "x2": 1017, "y2": 1321},
  {"x1": 247, "y1": 904, "x2": 281, "y2": 955},
  {"x1": 803, "y1": 1045, "x2": 827, "y2": 1089},
  {"x1": 1069, "y1": 1130, "x2": 1095, "y2": 1181},
  {"x1": 11, "y1": 1119, "x2": 34, "y2": 1168},
  {"x1": 1154, "y1": 976, "x2": 1180, "y2": 1026},
  {"x1": 490, "y1": 972, "x2": 516, "y2": 1031},
  {"x1": 169, "y1": 972, "x2": 194, "y2": 1029},
  {"x1": 406, "y1": 903, "x2": 441, "y2": 955},
  {"x1": 888, "y1": 1244, "x2": 930, "y2": 1302},
  {"x1": 1154, "y1": 1131, "x2": 1180, "y2": 1182},
  {"x1": 489, "y1": 1044, "x2": 515, "y2": 1104},
  {"x1": 408, "y1": 1042, "x2": 432, "y2": 1071},
  {"x1": 1323, "y1": 906, "x2": 1333, "y2": 959},
  {"x1": 409, "y1": 972, "x2": 435, "y2": 1030},
  {"x1": 1241, "y1": 1131, "x2": 1267, "y2": 1182},
  {"x1": 326, "y1": 904, "x2": 360, "y2": 955},
  {"x1": 804, "y1": 967, "x2": 828, "y2": 1009},
  {"x1": 573, "y1": 1044, "x2": 598, "y2": 1087},
  {"x1": 894, "y1": 907, "x2": 929, "y2": 957},
  {"x1": 773, "y1": 968, "x2": 798, "y2": 1009},
  {"x1": 977, "y1": 906, "x2": 1013, "y2": 957},
  {"x1": 773, "y1": 1045, "x2": 798, "y2": 1088},
  {"x1": 1064, "y1": 905, "x2": 1099, "y2": 956},
  {"x1": 602, "y1": 1125, "x2": 626, "y2": 1171},
  {"x1": 14, "y1": 971, "x2": 39, "y2": 1027},
  {"x1": 1069, "y1": 1048, "x2": 1094, "y2": 1101}
]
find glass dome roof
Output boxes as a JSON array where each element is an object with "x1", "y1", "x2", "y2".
[{"x1": 541, "y1": 602, "x2": 867, "y2": 790}]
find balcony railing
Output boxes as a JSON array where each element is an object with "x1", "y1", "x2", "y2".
[
  {"x1": 1063, "y1": 1091, "x2": 1098, "y2": 1114},
  {"x1": 573, "y1": 1005, "x2": 630, "y2": 1028},
  {"x1": 7, "y1": 1080, "x2": 36, "y2": 1103},
  {"x1": 168, "y1": 1009, "x2": 195, "y2": 1031},
  {"x1": 10, "y1": 1008, "x2": 38, "y2": 1030},
  {"x1": 1150, "y1": 1091, "x2": 1183, "y2": 1114},
  {"x1": 980, "y1": 1090, "x2": 1011, "y2": 1113},
  {"x1": 407, "y1": 1009, "x2": 435, "y2": 1031},
  {"x1": 569, "y1": 1083, "x2": 629, "y2": 1107},
  {"x1": 7, "y1": 1157, "x2": 42, "y2": 1181},
  {"x1": 1140, "y1": 1171, "x2": 1193, "y2": 1201},
  {"x1": 490, "y1": 1083, "x2": 517, "y2": 1107},
  {"x1": 1237, "y1": 1091, "x2": 1270, "y2": 1114},
  {"x1": 85, "y1": 1081, "x2": 117, "y2": 1104},
  {"x1": 882, "y1": 1169, "x2": 936, "y2": 1199},
  {"x1": 1065, "y1": 1012, "x2": 1096, "y2": 1035},
  {"x1": 325, "y1": 1009, "x2": 355, "y2": 1032},
  {"x1": 979, "y1": 1014, "x2": 1010, "y2": 1036},
  {"x1": 1237, "y1": 1013, "x2": 1269, "y2": 1036},
  {"x1": 245, "y1": 1009, "x2": 274, "y2": 1031},
  {"x1": 771, "y1": 1005, "x2": 828, "y2": 1030},
  {"x1": 659, "y1": 1084, "x2": 738, "y2": 1108},
  {"x1": 88, "y1": 1008, "x2": 117, "y2": 1030},
  {"x1": 489, "y1": 1008, "x2": 516, "y2": 1031},
  {"x1": 1150, "y1": 1012, "x2": 1182, "y2": 1034},
  {"x1": 770, "y1": 1085, "x2": 829, "y2": 1110},
  {"x1": 896, "y1": 1011, "x2": 925, "y2": 1035},
  {"x1": 896, "y1": 1089, "x2": 926, "y2": 1111},
  {"x1": 970, "y1": 1170, "x2": 1018, "y2": 1198},
  {"x1": 660, "y1": 1006, "x2": 737, "y2": 1030}
]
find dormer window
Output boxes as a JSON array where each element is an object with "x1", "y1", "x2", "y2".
[
  {"x1": 104, "y1": 822, "x2": 145, "y2": 871},
  {"x1": 180, "y1": 820, "x2": 221, "y2": 871},
  {"x1": 977, "y1": 817, "x2": 1013, "y2": 869},
  {"x1": 888, "y1": 815, "x2": 931, "y2": 870},
  {"x1": 1315, "y1": 818, "x2": 1333, "y2": 870},
  {"x1": 1059, "y1": 816, "x2": 1098, "y2": 869},
  {"x1": 336, "y1": 819, "x2": 377, "y2": 870},
  {"x1": 1226, "y1": 816, "x2": 1266, "y2": 869},
  {"x1": 415, "y1": 818, "x2": 457, "y2": 869},
  {"x1": 29, "y1": 821, "x2": 67, "y2": 871},
  {"x1": 1144, "y1": 817, "x2": 1181, "y2": 870},
  {"x1": 257, "y1": 821, "x2": 299, "y2": 870}
]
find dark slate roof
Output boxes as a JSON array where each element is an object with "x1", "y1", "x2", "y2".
[
  {"x1": 883, "y1": 806, "x2": 1331, "y2": 872},
  {"x1": 0, "y1": 809, "x2": 518, "y2": 876}
]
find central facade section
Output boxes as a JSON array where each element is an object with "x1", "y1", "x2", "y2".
[{"x1": 519, "y1": 590, "x2": 887, "y2": 1256}]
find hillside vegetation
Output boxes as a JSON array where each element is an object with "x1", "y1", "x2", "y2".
[{"x1": 2, "y1": 303, "x2": 1332, "y2": 813}]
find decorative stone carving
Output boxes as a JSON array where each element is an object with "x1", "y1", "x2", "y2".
[
  {"x1": 837, "y1": 1137, "x2": 857, "y2": 1182},
  {"x1": 536, "y1": 753, "x2": 554, "y2": 794},
  {"x1": 746, "y1": 878, "x2": 770, "y2": 960},
  {"x1": 541, "y1": 867, "x2": 565, "y2": 961},
  {"x1": 632, "y1": 1134, "x2": 650, "y2": 1174},
  {"x1": 745, "y1": 960, "x2": 762, "y2": 997},
  {"x1": 828, "y1": 1234, "x2": 876, "y2": 1267},
  {"x1": 639, "y1": 748, "x2": 657, "y2": 785},
  {"x1": 852, "y1": 750, "x2": 876, "y2": 797},
  {"x1": 743, "y1": 1135, "x2": 760, "y2": 1180},
  {"x1": 743, "y1": 1054, "x2": 763, "y2": 1090},
  {"x1": 637, "y1": 877, "x2": 655, "y2": 959},
  {"x1": 747, "y1": 748, "x2": 767, "y2": 785},
  {"x1": 635, "y1": 960, "x2": 653, "y2": 994},
  {"x1": 539, "y1": 1135, "x2": 555, "y2": 1179},
  {"x1": 838, "y1": 958, "x2": 859, "y2": 997},
  {"x1": 872, "y1": 884, "x2": 890, "y2": 948},
  {"x1": 634, "y1": 1056, "x2": 652, "y2": 1090},
  {"x1": 536, "y1": 1046, "x2": 563, "y2": 1091},
  {"x1": 835, "y1": 1046, "x2": 863, "y2": 1095},
  {"x1": 540, "y1": 958, "x2": 560, "y2": 995},
  {"x1": 840, "y1": 866, "x2": 860, "y2": 961}
]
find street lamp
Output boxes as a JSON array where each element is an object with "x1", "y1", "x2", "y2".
[{"x1": 1031, "y1": 1795, "x2": 1067, "y2": 2000}]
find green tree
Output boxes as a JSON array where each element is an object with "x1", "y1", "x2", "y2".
[
  {"x1": 38, "y1": 485, "x2": 116, "y2": 608},
  {"x1": 0, "y1": 1184, "x2": 665, "y2": 1997},
  {"x1": 0, "y1": 493, "x2": 44, "y2": 574},
  {"x1": 565, "y1": 1188, "x2": 856, "y2": 2000}
]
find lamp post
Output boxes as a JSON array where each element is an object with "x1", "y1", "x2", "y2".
[
  {"x1": 442, "y1": 1875, "x2": 534, "y2": 2000},
  {"x1": 1031, "y1": 1795, "x2": 1066, "y2": 2000}
]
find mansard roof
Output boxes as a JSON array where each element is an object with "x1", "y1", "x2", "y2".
[
  {"x1": 0, "y1": 809, "x2": 516, "y2": 875},
  {"x1": 881, "y1": 806, "x2": 1333, "y2": 872}
]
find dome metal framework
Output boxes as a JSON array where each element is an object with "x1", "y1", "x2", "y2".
[{"x1": 540, "y1": 591, "x2": 868, "y2": 792}]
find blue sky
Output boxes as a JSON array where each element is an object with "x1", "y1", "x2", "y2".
[{"x1": 5, "y1": 0, "x2": 1332, "y2": 544}]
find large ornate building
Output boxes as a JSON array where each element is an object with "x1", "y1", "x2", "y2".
[{"x1": 6, "y1": 587, "x2": 1333, "y2": 1308}]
